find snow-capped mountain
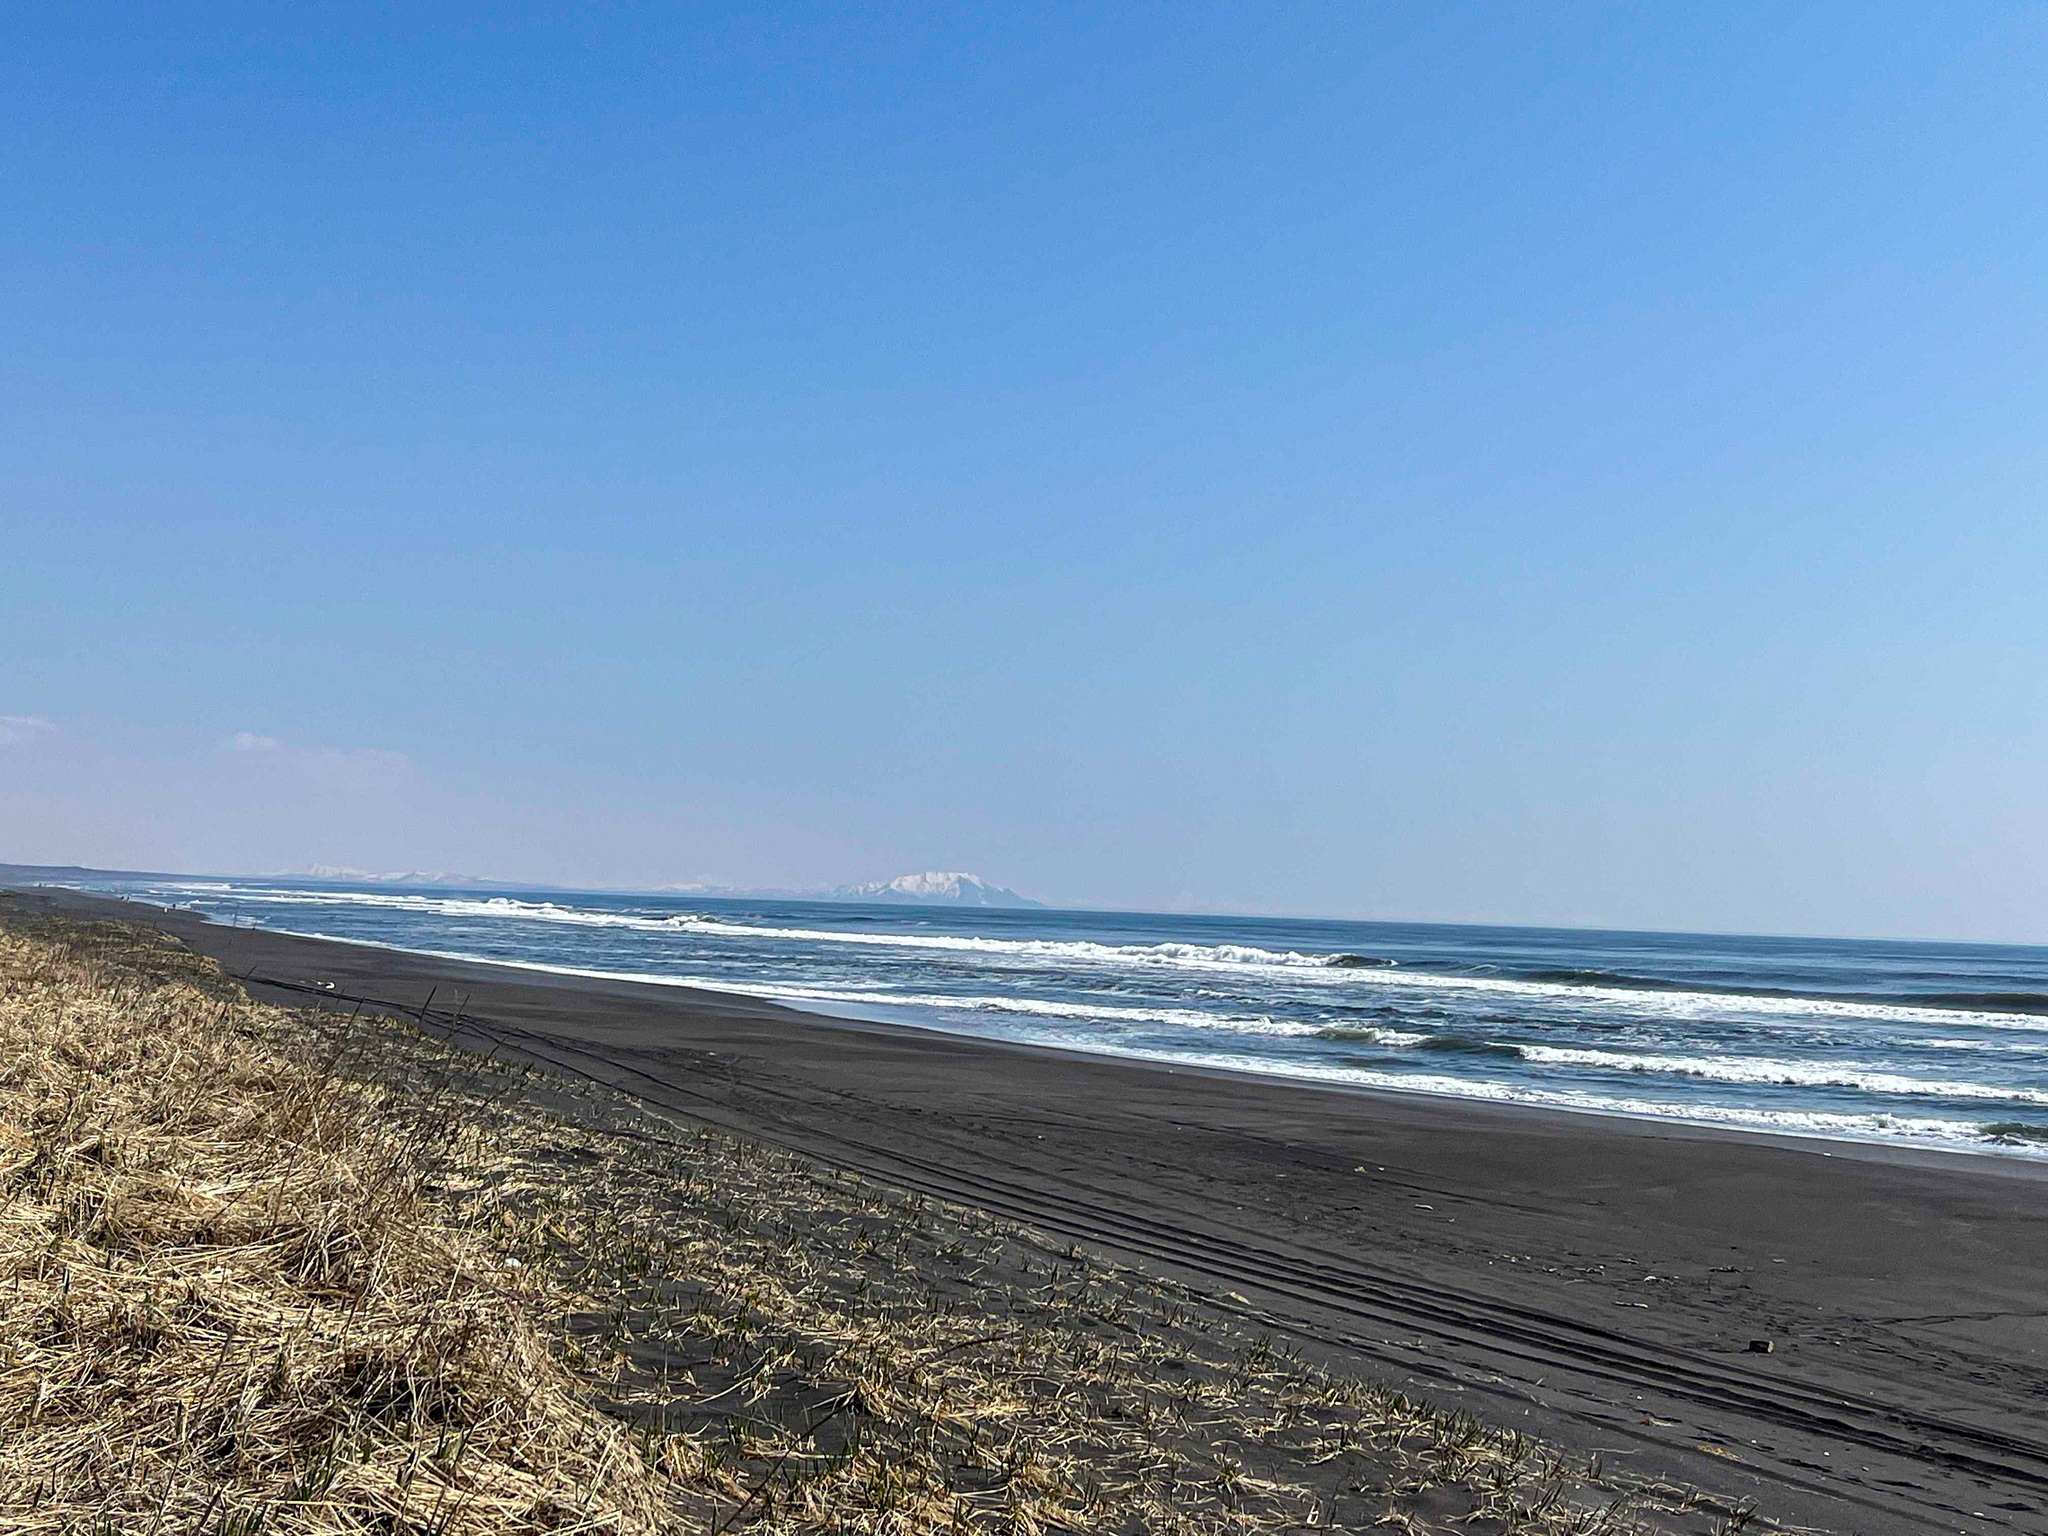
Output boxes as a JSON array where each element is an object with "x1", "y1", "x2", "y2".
[{"x1": 833, "y1": 871, "x2": 1043, "y2": 908}]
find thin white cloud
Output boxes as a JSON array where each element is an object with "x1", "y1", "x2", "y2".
[
  {"x1": 229, "y1": 732, "x2": 281, "y2": 752},
  {"x1": 0, "y1": 715, "x2": 56, "y2": 746}
]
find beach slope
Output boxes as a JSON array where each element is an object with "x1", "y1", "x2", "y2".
[{"x1": 20, "y1": 887, "x2": 2048, "y2": 1533}]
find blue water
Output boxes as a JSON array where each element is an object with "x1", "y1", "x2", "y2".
[{"x1": 81, "y1": 876, "x2": 2048, "y2": 1159}]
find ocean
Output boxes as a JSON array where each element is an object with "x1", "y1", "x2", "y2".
[{"x1": 78, "y1": 875, "x2": 2048, "y2": 1160}]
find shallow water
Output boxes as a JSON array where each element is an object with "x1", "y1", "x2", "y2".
[{"x1": 89, "y1": 877, "x2": 2048, "y2": 1159}]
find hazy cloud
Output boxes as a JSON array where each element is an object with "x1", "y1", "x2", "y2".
[
  {"x1": 0, "y1": 715, "x2": 56, "y2": 746},
  {"x1": 229, "y1": 732, "x2": 281, "y2": 752}
]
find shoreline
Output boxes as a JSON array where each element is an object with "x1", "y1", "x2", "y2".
[
  {"x1": 16, "y1": 885, "x2": 2048, "y2": 1531},
  {"x1": 95, "y1": 898, "x2": 2048, "y2": 1175}
]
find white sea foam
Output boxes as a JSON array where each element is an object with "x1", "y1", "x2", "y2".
[
  {"x1": 1313, "y1": 1025, "x2": 1435, "y2": 1047},
  {"x1": 841, "y1": 991, "x2": 1303, "y2": 1035},
  {"x1": 1899, "y1": 1037, "x2": 2048, "y2": 1055},
  {"x1": 663, "y1": 914, "x2": 1346, "y2": 973},
  {"x1": 1514, "y1": 1046, "x2": 2048, "y2": 1104}
]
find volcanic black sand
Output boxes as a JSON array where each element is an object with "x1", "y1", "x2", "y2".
[{"x1": 19, "y1": 886, "x2": 2048, "y2": 1533}]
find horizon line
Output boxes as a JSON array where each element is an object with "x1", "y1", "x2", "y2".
[{"x1": 6, "y1": 858, "x2": 2043, "y2": 954}]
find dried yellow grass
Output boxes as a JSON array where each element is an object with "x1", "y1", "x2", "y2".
[
  {"x1": 0, "y1": 906, "x2": 1746, "y2": 1535},
  {"x1": 0, "y1": 915, "x2": 667, "y2": 1534}
]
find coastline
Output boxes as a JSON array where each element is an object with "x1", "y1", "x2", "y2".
[
  {"x1": 71, "y1": 872, "x2": 2048, "y2": 1169},
  {"x1": 17, "y1": 885, "x2": 2048, "y2": 1531},
  {"x1": 77, "y1": 896, "x2": 2048, "y2": 1177}
]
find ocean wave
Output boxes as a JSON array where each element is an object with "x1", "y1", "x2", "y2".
[
  {"x1": 1515, "y1": 1046, "x2": 2048, "y2": 1104},
  {"x1": 1980, "y1": 1122, "x2": 2048, "y2": 1144},
  {"x1": 1314, "y1": 1000, "x2": 1454, "y2": 1022},
  {"x1": 1517, "y1": 967, "x2": 1708, "y2": 993},
  {"x1": 1315, "y1": 1026, "x2": 1521, "y2": 1057},
  {"x1": 1414, "y1": 1034, "x2": 1526, "y2": 1057},
  {"x1": 668, "y1": 922, "x2": 1359, "y2": 974},
  {"x1": 1312, "y1": 1025, "x2": 1432, "y2": 1046},
  {"x1": 637, "y1": 978, "x2": 1311, "y2": 1037},
  {"x1": 1506, "y1": 970, "x2": 2048, "y2": 1021},
  {"x1": 1898, "y1": 991, "x2": 2048, "y2": 1016},
  {"x1": 909, "y1": 993, "x2": 1304, "y2": 1034}
]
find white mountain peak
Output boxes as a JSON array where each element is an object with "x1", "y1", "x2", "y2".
[{"x1": 836, "y1": 871, "x2": 1043, "y2": 908}]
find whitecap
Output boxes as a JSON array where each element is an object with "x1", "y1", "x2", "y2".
[{"x1": 1516, "y1": 1045, "x2": 2048, "y2": 1104}]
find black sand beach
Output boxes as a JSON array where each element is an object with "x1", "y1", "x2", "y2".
[{"x1": 21, "y1": 886, "x2": 2048, "y2": 1533}]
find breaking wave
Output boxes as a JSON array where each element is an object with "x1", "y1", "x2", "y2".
[
  {"x1": 1312, "y1": 1025, "x2": 1432, "y2": 1047},
  {"x1": 1980, "y1": 1122, "x2": 2048, "y2": 1144},
  {"x1": 1515, "y1": 1046, "x2": 2048, "y2": 1104}
]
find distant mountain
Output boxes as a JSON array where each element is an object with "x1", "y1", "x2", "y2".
[{"x1": 833, "y1": 871, "x2": 1043, "y2": 908}]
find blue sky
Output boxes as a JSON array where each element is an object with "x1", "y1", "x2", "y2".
[{"x1": 5, "y1": 3, "x2": 2045, "y2": 939}]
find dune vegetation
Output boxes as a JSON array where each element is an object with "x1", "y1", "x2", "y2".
[{"x1": 0, "y1": 905, "x2": 1745, "y2": 1533}]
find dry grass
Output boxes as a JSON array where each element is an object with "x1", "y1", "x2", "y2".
[
  {"x1": 0, "y1": 913, "x2": 666, "y2": 1534},
  {"x1": 0, "y1": 907, "x2": 1757, "y2": 1534}
]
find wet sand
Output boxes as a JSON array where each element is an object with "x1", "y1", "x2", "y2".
[{"x1": 21, "y1": 886, "x2": 2048, "y2": 1533}]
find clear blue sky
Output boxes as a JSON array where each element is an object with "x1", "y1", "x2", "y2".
[{"x1": 5, "y1": 3, "x2": 2045, "y2": 940}]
